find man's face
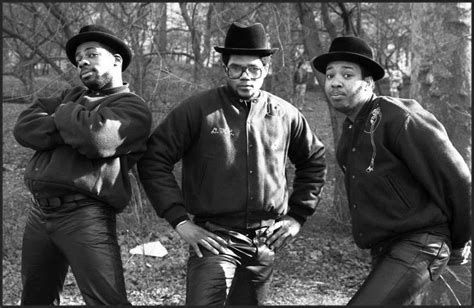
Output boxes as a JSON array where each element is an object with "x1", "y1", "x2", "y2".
[
  {"x1": 324, "y1": 61, "x2": 373, "y2": 118},
  {"x1": 226, "y1": 55, "x2": 268, "y2": 99},
  {"x1": 75, "y1": 41, "x2": 120, "y2": 90}
]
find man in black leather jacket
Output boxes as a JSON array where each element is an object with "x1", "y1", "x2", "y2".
[{"x1": 312, "y1": 36, "x2": 471, "y2": 305}]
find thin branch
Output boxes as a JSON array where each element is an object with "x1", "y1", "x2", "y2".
[{"x1": 3, "y1": 27, "x2": 65, "y2": 76}]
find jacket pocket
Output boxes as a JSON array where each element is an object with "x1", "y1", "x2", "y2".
[{"x1": 385, "y1": 175, "x2": 412, "y2": 210}]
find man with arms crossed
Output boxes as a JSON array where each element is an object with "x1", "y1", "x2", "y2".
[{"x1": 14, "y1": 25, "x2": 152, "y2": 305}]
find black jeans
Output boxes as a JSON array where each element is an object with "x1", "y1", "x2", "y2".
[
  {"x1": 21, "y1": 197, "x2": 130, "y2": 305},
  {"x1": 348, "y1": 232, "x2": 450, "y2": 305},
  {"x1": 186, "y1": 221, "x2": 275, "y2": 305}
]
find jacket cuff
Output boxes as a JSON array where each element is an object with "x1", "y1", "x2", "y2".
[
  {"x1": 451, "y1": 239, "x2": 470, "y2": 250},
  {"x1": 286, "y1": 209, "x2": 307, "y2": 226},
  {"x1": 162, "y1": 203, "x2": 189, "y2": 228}
]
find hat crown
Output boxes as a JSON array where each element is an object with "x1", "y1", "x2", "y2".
[
  {"x1": 214, "y1": 22, "x2": 277, "y2": 56},
  {"x1": 311, "y1": 36, "x2": 385, "y2": 81},
  {"x1": 78, "y1": 24, "x2": 115, "y2": 36},
  {"x1": 329, "y1": 36, "x2": 374, "y2": 59},
  {"x1": 224, "y1": 22, "x2": 269, "y2": 49},
  {"x1": 65, "y1": 24, "x2": 132, "y2": 71}
]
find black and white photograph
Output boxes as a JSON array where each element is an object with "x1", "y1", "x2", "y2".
[{"x1": 3, "y1": 2, "x2": 471, "y2": 306}]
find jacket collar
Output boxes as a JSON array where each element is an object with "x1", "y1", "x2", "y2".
[
  {"x1": 223, "y1": 84, "x2": 263, "y2": 108},
  {"x1": 351, "y1": 94, "x2": 377, "y2": 124}
]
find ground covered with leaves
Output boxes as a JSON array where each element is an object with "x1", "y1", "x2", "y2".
[{"x1": 3, "y1": 91, "x2": 372, "y2": 305}]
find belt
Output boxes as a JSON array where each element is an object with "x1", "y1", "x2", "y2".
[
  {"x1": 194, "y1": 214, "x2": 276, "y2": 230},
  {"x1": 198, "y1": 219, "x2": 275, "y2": 236},
  {"x1": 34, "y1": 193, "x2": 89, "y2": 208},
  {"x1": 203, "y1": 221, "x2": 270, "y2": 243}
]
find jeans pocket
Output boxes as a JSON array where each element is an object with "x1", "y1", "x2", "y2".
[{"x1": 427, "y1": 241, "x2": 450, "y2": 281}]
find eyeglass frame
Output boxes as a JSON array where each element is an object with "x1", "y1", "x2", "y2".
[{"x1": 224, "y1": 64, "x2": 267, "y2": 80}]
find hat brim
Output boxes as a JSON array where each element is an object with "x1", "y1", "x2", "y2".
[
  {"x1": 214, "y1": 46, "x2": 278, "y2": 56},
  {"x1": 312, "y1": 52, "x2": 385, "y2": 81},
  {"x1": 66, "y1": 32, "x2": 132, "y2": 71}
]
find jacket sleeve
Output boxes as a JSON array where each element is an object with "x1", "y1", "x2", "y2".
[
  {"x1": 13, "y1": 95, "x2": 66, "y2": 151},
  {"x1": 394, "y1": 110, "x2": 471, "y2": 249},
  {"x1": 137, "y1": 100, "x2": 199, "y2": 227},
  {"x1": 286, "y1": 112, "x2": 327, "y2": 225},
  {"x1": 53, "y1": 94, "x2": 152, "y2": 159}
]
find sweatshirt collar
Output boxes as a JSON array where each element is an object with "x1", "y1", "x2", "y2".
[{"x1": 86, "y1": 83, "x2": 130, "y2": 97}]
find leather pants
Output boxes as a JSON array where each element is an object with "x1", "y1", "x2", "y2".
[
  {"x1": 21, "y1": 197, "x2": 130, "y2": 306},
  {"x1": 186, "y1": 221, "x2": 275, "y2": 306},
  {"x1": 348, "y1": 232, "x2": 450, "y2": 305}
]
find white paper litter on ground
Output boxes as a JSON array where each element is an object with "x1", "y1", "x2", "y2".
[{"x1": 129, "y1": 241, "x2": 168, "y2": 257}]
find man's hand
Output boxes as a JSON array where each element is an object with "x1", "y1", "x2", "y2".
[
  {"x1": 264, "y1": 215, "x2": 302, "y2": 251},
  {"x1": 175, "y1": 220, "x2": 230, "y2": 258}
]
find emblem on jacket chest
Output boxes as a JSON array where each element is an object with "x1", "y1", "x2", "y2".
[
  {"x1": 211, "y1": 127, "x2": 235, "y2": 137},
  {"x1": 364, "y1": 106, "x2": 382, "y2": 173},
  {"x1": 363, "y1": 106, "x2": 382, "y2": 133}
]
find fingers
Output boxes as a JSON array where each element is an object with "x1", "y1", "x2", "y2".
[
  {"x1": 207, "y1": 231, "x2": 228, "y2": 246},
  {"x1": 207, "y1": 236, "x2": 233, "y2": 254},
  {"x1": 266, "y1": 226, "x2": 291, "y2": 251},
  {"x1": 191, "y1": 243, "x2": 203, "y2": 258},
  {"x1": 178, "y1": 223, "x2": 230, "y2": 258},
  {"x1": 198, "y1": 237, "x2": 220, "y2": 255},
  {"x1": 264, "y1": 217, "x2": 301, "y2": 251},
  {"x1": 191, "y1": 237, "x2": 223, "y2": 258},
  {"x1": 265, "y1": 222, "x2": 287, "y2": 250}
]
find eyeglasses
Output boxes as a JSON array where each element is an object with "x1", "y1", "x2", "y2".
[{"x1": 225, "y1": 64, "x2": 265, "y2": 79}]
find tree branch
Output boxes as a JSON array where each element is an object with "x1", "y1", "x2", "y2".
[
  {"x1": 322, "y1": 3, "x2": 338, "y2": 39},
  {"x1": 3, "y1": 27, "x2": 65, "y2": 76}
]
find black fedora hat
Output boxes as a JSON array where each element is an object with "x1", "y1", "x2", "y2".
[
  {"x1": 66, "y1": 25, "x2": 132, "y2": 71},
  {"x1": 312, "y1": 36, "x2": 384, "y2": 81},
  {"x1": 214, "y1": 22, "x2": 278, "y2": 56}
]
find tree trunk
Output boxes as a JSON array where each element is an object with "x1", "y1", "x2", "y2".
[
  {"x1": 296, "y1": 2, "x2": 351, "y2": 230},
  {"x1": 410, "y1": 3, "x2": 472, "y2": 305},
  {"x1": 267, "y1": 3, "x2": 292, "y2": 100},
  {"x1": 202, "y1": 4, "x2": 213, "y2": 68},
  {"x1": 179, "y1": 3, "x2": 203, "y2": 82},
  {"x1": 157, "y1": 3, "x2": 168, "y2": 55}
]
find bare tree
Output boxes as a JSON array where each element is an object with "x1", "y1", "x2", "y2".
[
  {"x1": 178, "y1": 2, "x2": 217, "y2": 82},
  {"x1": 261, "y1": 3, "x2": 294, "y2": 99},
  {"x1": 296, "y1": 2, "x2": 352, "y2": 229},
  {"x1": 2, "y1": 3, "x2": 81, "y2": 94}
]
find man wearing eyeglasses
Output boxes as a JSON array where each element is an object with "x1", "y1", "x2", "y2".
[{"x1": 138, "y1": 22, "x2": 326, "y2": 305}]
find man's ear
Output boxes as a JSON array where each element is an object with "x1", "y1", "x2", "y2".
[
  {"x1": 364, "y1": 76, "x2": 375, "y2": 90},
  {"x1": 113, "y1": 54, "x2": 123, "y2": 67},
  {"x1": 261, "y1": 65, "x2": 269, "y2": 78}
]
